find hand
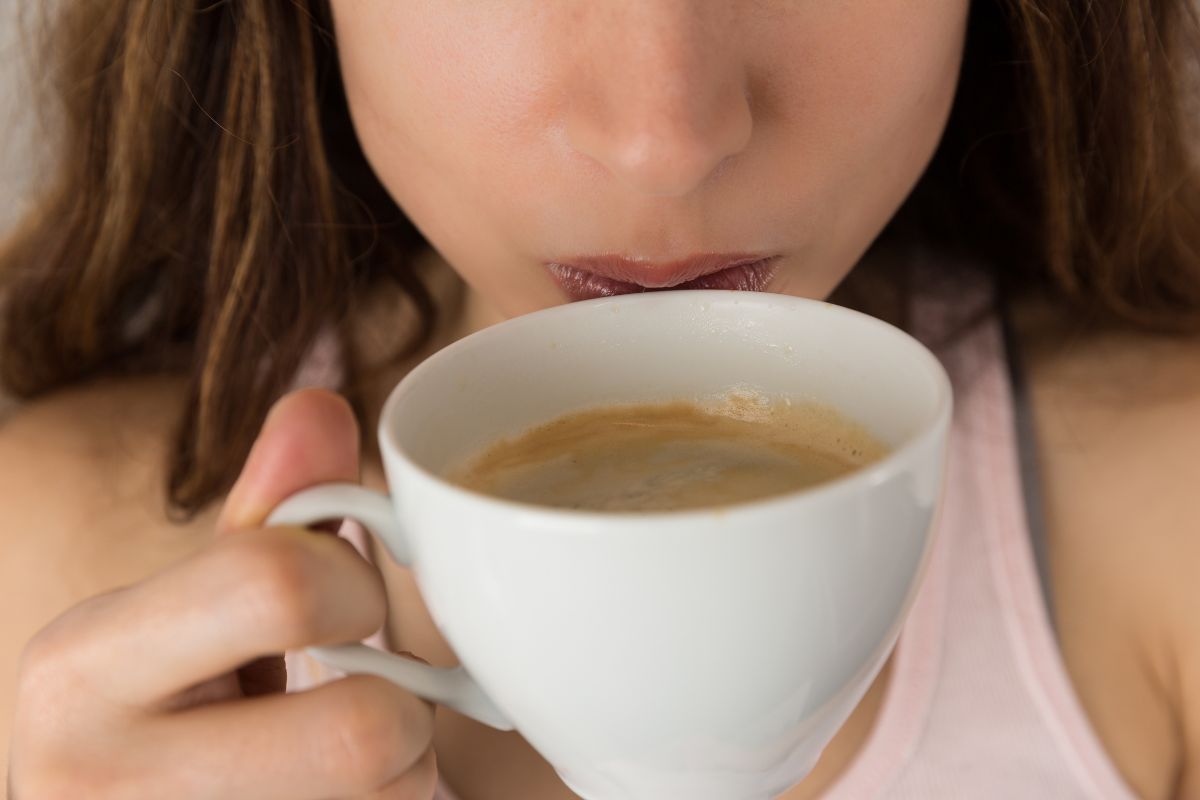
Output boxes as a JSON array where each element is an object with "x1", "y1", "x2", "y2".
[{"x1": 8, "y1": 389, "x2": 438, "y2": 799}]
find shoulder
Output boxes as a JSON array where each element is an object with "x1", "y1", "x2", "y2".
[
  {"x1": 0, "y1": 375, "x2": 215, "y2": 634},
  {"x1": 1012, "y1": 299, "x2": 1200, "y2": 604},
  {"x1": 1021, "y1": 323, "x2": 1200, "y2": 618},
  {"x1": 2, "y1": 376, "x2": 195, "y2": 527},
  {"x1": 1015, "y1": 307, "x2": 1200, "y2": 796}
]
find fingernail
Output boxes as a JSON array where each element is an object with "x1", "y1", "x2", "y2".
[{"x1": 395, "y1": 649, "x2": 431, "y2": 666}]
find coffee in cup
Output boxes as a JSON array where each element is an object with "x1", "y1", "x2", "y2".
[{"x1": 443, "y1": 394, "x2": 889, "y2": 512}]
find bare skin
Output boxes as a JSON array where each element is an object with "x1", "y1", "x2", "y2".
[
  {"x1": 3, "y1": 3, "x2": 1197, "y2": 794},
  {"x1": 2, "y1": 253, "x2": 1197, "y2": 798}
]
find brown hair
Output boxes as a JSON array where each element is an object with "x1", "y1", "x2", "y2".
[{"x1": 2, "y1": 0, "x2": 1198, "y2": 518}]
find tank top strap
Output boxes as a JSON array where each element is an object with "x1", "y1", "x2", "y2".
[{"x1": 825, "y1": 257, "x2": 1136, "y2": 798}]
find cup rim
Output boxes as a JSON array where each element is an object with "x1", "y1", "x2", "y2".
[{"x1": 377, "y1": 289, "x2": 953, "y2": 523}]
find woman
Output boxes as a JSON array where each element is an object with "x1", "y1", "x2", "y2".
[{"x1": 2, "y1": 1, "x2": 1199, "y2": 797}]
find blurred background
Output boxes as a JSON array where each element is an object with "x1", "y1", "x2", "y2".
[
  {"x1": 0, "y1": 0, "x2": 40, "y2": 415},
  {"x1": 1, "y1": 0, "x2": 41, "y2": 237}
]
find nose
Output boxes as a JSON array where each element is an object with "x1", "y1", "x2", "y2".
[{"x1": 563, "y1": 5, "x2": 754, "y2": 198}]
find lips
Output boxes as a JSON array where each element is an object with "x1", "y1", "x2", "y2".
[{"x1": 546, "y1": 255, "x2": 779, "y2": 302}]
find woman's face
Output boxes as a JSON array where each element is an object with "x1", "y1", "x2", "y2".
[{"x1": 330, "y1": 1, "x2": 970, "y2": 319}]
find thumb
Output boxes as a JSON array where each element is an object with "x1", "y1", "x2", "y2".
[{"x1": 217, "y1": 388, "x2": 361, "y2": 534}]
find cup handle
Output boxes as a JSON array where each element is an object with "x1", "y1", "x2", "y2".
[{"x1": 267, "y1": 483, "x2": 514, "y2": 731}]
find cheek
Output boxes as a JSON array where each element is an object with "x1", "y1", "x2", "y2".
[
  {"x1": 771, "y1": 1, "x2": 967, "y2": 187},
  {"x1": 331, "y1": 3, "x2": 550, "y2": 199},
  {"x1": 759, "y1": 0, "x2": 967, "y2": 288},
  {"x1": 330, "y1": 1, "x2": 576, "y2": 316}
]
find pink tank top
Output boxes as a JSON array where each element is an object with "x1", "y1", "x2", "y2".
[{"x1": 285, "y1": 272, "x2": 1137, "y2": 799}]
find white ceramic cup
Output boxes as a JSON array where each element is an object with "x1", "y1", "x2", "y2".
[{"x1": 267, "y1": 289, "x2": 952, "y2": 800}]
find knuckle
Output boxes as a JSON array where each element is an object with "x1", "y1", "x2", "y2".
[
  {"x1": 222, "y1": 534, "x2": 325, "y2": 647},
  {"x1": 14, "y1": 637, "x2": 65, "y2": 712},
  {"x1": 321, "y1": 680, "x2": 419, "y2": 790},
  {"x1": 17, "y1": 594, "x2": 112, "y2": 693},
  {"x1": 372, "y1": 746, "x2": 439, "y2": 800},
  {"x1": 19, "y1": 622, "x2": 70, "y2": 685}
]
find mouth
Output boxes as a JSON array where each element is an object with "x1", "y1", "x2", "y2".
[{"x1": 545, "y1": 254, "x2": 780, "y2": 302}]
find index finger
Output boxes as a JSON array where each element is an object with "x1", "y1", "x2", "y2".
[{"x1": 55, "y1": 526, "x2": 387, "y2": 708}]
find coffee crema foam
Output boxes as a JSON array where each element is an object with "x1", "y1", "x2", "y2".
[{"x1": 443, "y1": 392, "x2": 890, "y2": 513}]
